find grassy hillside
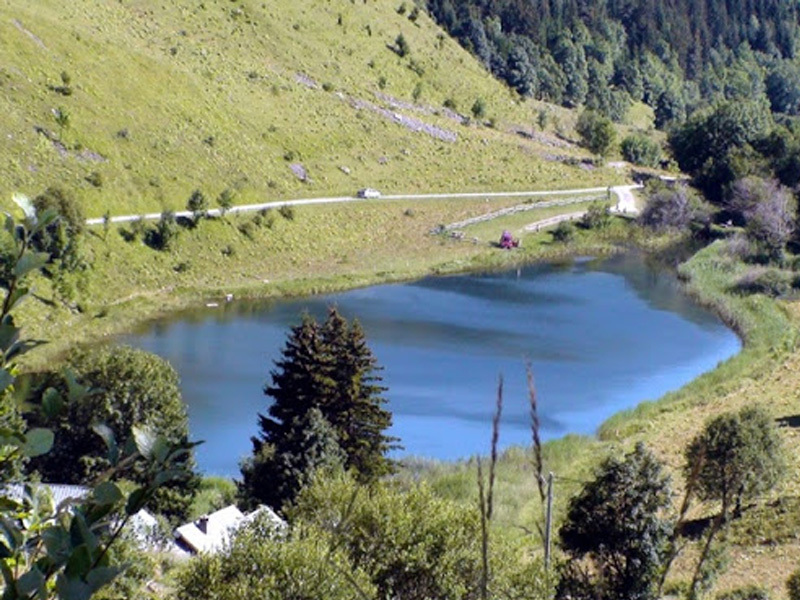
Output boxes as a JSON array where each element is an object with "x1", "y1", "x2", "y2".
[
  {"x1": 0, "y1": 0, "x2": 628, "y2": 220},
  {"x1": 0, "y1": 0, "x2": 641, "y2": 361}
]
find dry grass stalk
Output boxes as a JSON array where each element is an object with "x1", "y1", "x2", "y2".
[
  {"x1": 527, "y1": 362, "x2": 546, "y2": 505},
  {"x1": 487, "y1": 375, "x2": 503, "y2": 520}
]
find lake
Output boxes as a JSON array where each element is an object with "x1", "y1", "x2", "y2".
[{"x1": 122, "y1": 252, "x2": 741, "y2": 475}]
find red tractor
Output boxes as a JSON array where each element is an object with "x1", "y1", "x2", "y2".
[{"x1": 499, "y1": 230, "x2": 520, "y2": 249}]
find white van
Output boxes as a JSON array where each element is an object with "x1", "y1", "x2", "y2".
[{"x1": 357, "y1": 188, "x2": 381, "y2": 199}]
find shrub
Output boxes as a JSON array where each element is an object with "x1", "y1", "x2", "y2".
[
  {"x1": 408, "y1": 58, "x2": 425, "y2": 76},
  {"x1": 443, "y1": 97, "x2": 458, "y2": 110},
  {"x1": 176, "y1": 518, "x2": 373, "y2": 600},
  {"x1": 471, "y1": 98, "x2": 486, "y2": 119},
  {"x1": 26, "y1": 346, "x2": 199, "y2": 519},
  {"x1": 621, "y1": 134, "x2": 662, "y2": 167},
  {"x1": 290, "y1": 473, "x2": 548, "y2": 600},
  {"x1": 238, "y1": 221, "x2": 256, "y2": 240},
  {"x1": 638, "y1": 183, "x2": 711, "y2": 233},
  {"x1": 579, "y1": 202, "x2": 612, "y2": 230},
  {"x1": 738, "y1": 180, "x2": 796, "y2": 262},
  {"x1": 788, "y1": 566, "x2": 800, "y2": 600},
  {"x1": 393, "y1": 33, "x2": 410, "y2": 57},
  {"x1": 558, "y1": 443, "x2": 672, "y2": 600},
  {"x1": 85, "y1": 171, "x2": 104, "y2": 188},
  {"x1": 146, "y1": 210, "x2": 179, "y2": 251},
  {"x1": 278, "y1": 204, "x2": 295, "y2": 220},
  {"x1": 552, "y1": 220, "x2": 575, "y2": 242},
  {"x1": 31, "y1": 186, "x2": 85, "y2": 267},
  {"x1": 576, "y1": 110, "x2": 616, "y2": 157},
  {"x1": 187, "y1": 189, "x2": 209, "y2": 222},
  {"x1": 257, "y1": 209, "x2": 276, "y2": 228},
  {"x1": 217, "y1": 188, "x2": 234, "y2": 215},
  {"x1": 733, "y1": 268, "x2": 797, "y2": 297},
  {"x1": 724, "y1": 234, "x2": 752, "y2": 260},
  {"x1": 685, "y1": 406, "x2": 785, "y2": 518},
  {"x1": 537, "y1": 109, "x2": 549, "y2": 130},
  {"x1": 716, "y1": 585, "x2": 771, "y2": 600}
]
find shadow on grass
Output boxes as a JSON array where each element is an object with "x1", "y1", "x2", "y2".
[{"x1": 776, "y1": 415, "x2": 800, "y2": 428}]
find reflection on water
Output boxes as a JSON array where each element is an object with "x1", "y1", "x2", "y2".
[{"x1": 121, "y1": 253, "x2": 741, "y2": 475}]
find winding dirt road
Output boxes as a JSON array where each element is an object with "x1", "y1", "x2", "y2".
[{"x1": 85, "y1": 185, "x2": 642, "y2": 225}]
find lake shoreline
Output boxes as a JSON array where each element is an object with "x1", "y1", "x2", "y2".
[
  {"x1": 20, "y1": 218, "x2": 788, "y2": 474},
  {"x1": 124, "y1": 243, "x2": 743, "y2": 475}
]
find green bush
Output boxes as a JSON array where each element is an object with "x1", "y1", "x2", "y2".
[
  {"x1": 716, "y1": 585, "x2": 771, "y2": 600},
  {"x1": 86, "y1": 171, "x2": 104, "y2": 188},
  {"x1": 31, "y1": 186, "x2": 85, "y2": 268},
  {"x1": 788, "y1": 566, "x2": 800, "y2": 600},
  {"x1": 146, "y1": 210, "x2": 179, "y2": 251},
  {"x1": 278, "y1": 204, "x2": 295, "y2": 220},
  {"x1": 734, "y1": 268, "x2": 797, "y2": 297},
  {"x1": 552, "y1": 220, "x2": 575, "y2": 242},
  {"x1": 176, "y1": 518, "x2": 373, "y2": 600},
  {"x1": 579, "y1": 202, "x2": 612, "y2": 229},
  {"x1": 394, "y1": 33, "x2": 410, "y2": 57},
  {"x1": 621, "y1": 134, "x2": 662, "y2": 167},
  {"x1": 186, "y1": 189, "x2": 208, "y2": 222},
  {"x1": 576, "y1": 110, "x2": 616, "y2": 157},
  {"x1": 238, "y1": 221, "x2": 256, "y2": 240},
  {"x1": 26, "y1": 345, "x2": 199, "y2": 519},
  {"x1": 289, "y1": 472, "x2": 550, "y2": 600},
  {"x1": 471, "y1": 98, "x2": 486, "y2": 119},
  {"x1": 217, "y1": 188, "x2": 235, "y2": 215}
]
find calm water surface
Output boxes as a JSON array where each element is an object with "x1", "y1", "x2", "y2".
[{"x1": 122, "y1": 253, "x2": 741, "y2": 475}]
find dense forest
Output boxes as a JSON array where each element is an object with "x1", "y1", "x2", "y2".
[{"x1": 425, "y1": 0, "x2": 800, "y2": 125}]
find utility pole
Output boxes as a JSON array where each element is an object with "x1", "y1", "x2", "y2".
[{"x1": 544, "y1": 471, "x2": 554, "y2": 570}]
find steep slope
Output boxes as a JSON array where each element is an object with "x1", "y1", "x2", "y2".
[{"x1": 0, "y1": 0, "x2": 621, "y2": 218}]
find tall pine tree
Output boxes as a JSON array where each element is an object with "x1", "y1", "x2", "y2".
[
  {"x1": 322, "y1": 309, "x2": 396, "y2": 481},
  {"x1": 239, "y1": 308, "x2": 397, "y2": 509}
]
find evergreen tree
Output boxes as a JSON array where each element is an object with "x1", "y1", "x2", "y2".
[
  {"x1": 241, "y1": 308, "x2": 397, "y2": 509},
  {"x1": 321, "y1": 309, "x2": 396, "y2": 481},
  {"x1": 257, "y1": 315, "x2": 332, "y2": 448},
  {"x1": 240, "y1": 408, "x2": 345, "y2": 510}
]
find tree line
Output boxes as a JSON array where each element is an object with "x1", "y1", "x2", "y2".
[{"x1": 424, "y1": 0, "x2": 800, "y2": 125}]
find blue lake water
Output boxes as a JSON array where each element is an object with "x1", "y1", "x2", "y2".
[{"x1": 122, "y1": 253, "x2": 741, "y2": 475}]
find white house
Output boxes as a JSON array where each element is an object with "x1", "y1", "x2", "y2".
[{"x1": 173, "y1": 504, "x2": 285, "y2": 555}]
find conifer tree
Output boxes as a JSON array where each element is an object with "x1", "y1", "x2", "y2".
[
  {"x1": 240, "y1": 308, "x2": 397, "y2": 509},
  {"x1": 321, "y1": 309, "x2": 396, "y2": 481}
]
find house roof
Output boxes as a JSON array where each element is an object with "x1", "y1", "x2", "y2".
[
  {"x1": 1, "y1": 483, "x2": 160, "y2": 546},
  {"x1": 174, "y1": 505, "x2": 245, "y2": 554},
  {"x1": 174, "y1": 504, "x2": 286, "y2": 555},
  {"x1": 2, "y1": 482, "x2": 89, "y2": 506}
]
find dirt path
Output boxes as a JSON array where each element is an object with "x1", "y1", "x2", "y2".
[{"x1": 519, "y1": 184, "x2": 642, "y2": 232}]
